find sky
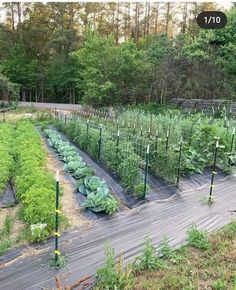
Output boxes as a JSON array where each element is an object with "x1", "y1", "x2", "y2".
[{"x1": 0, "y1": 1, "x2": 234, "y2": 23}]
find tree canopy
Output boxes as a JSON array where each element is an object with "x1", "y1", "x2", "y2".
[{"x1": 0, "y1": 2, "x2": 235, "y2": 105}]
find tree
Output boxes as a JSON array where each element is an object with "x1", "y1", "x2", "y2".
[{"x1": 72, "y1": 32, "x2": 149, "y2": 106}]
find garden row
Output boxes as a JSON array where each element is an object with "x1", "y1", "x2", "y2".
[
  {"x1": 55, "y1": 119, "x2": 146, "y2": 197},
  {"x1": 67, "y1": 109, "x2": 236, "y2": 183},
  {"x1": 0, "y1": 121, "x2": 61, "y2": 242},
  {"x1": 44, "y1": 129, "x2": 119, "y2": 214},
  {"x1": 14, "y1": 122, "x2": 58, "y2": 241},
  {"x1": 0, "y1": 123, "x2": 14, "y2": 196}
]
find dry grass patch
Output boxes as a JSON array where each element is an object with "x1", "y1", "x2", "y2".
[{"x1": 134, "y1": 222, "x2": 236, "y2": 290}]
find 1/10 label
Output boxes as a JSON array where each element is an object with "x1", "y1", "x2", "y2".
[
  {"x1": 197, "y1": 11, "x2": 227, "y2": 29},
  {"x1": 204, "y1": 16, "x2": 221, "y2": 24}
]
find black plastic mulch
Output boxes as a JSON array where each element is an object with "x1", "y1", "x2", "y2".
[
  {"x1": 0, "y1": 182, "x2": 17, "y2": 208},
  {"x1": 0, "y1": 172, "x2": 236, "y2": 290}
]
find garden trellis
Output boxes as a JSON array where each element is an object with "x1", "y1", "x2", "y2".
[{"x1": 55, "y1": 108, "x2": 236, "y2": 200}]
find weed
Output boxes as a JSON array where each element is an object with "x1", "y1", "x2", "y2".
[
  {"x1": 48, "y1": 254, "x2": 67, "y2": 270},
  {"x1": 212, "y1": 277, "x2": 225, "y2": 290},
  {"x1": 95, "y1": 246, "x2": 134, "y2": 290},
  {"x1": 0, "y1": 215, "x2": 13, "y2": 238},
  {"x1": 0, "y1": 239, "x2": 12, "y2": 255},
  {"x1": 159, "y1": 237, "x2": 183, "y2": 263},
  {"x1": 133, "y1": 236, "x2": 166, "y2": 272},
  {"x1": 186, "y1": 224, "x2": 211, "y2": 250}
]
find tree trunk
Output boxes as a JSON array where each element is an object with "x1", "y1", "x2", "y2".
[
  {"x1": 182, "y1": 3, "x2": 188, "y2": 34},
  {"x1": 146, "y1": 2, "x2": 150, "y2": 46},
  {"x1": 22, "y1": 89, "x2": 26, "y2": 102},
  {"x1": 165, "y1": 3, "x2": 171, "y2": 36},
  {"x1": 134, "y1": 2, "x2": 138, "y2": 42},
  {"x1": 16, "y1": 2, "x2": 22, "y2": 40},
  {"x1": 116, "y1": 3, "x2": 120, "y2": 44},
  {"x1": 154, "y1": 3, "x2": 159, "y2": 34}
]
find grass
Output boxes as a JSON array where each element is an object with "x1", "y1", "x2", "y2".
[
  {"x1": 133, "y1": 222, "x2": 236, "y2": 290},
  {"x1": 0, "y1": 215, "x2": 13, "y2": 255},
  {"x1": 0, "y1": 239, "x2": 12, "y2": 255}
]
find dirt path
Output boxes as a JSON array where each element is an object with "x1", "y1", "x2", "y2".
[{"x1": 43, "y1": 141, "x2": 90, "y2": 230}]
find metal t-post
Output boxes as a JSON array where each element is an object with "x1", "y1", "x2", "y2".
[
  {"x1": 177, "y1": 137, "x2": 183, "y2": 187},
  {"x1": 54, "y1": 171, "x2": 60, "y2": 263},
  {"x1": 209, "y1": 140, "x2": 219, "y2": 203},
  {"x1": 166, "y1": 131, "x2": 169, "y2": 152},
  {"x1": 98, "y1": 125, "x2": 102, "y2": 160},
  {"x1": 143, "y1": 145, "x2": 150, "y2": 199},
  {"x1": 228, "y1": 128, "x2": 235, "y2": 167},
  {"x1": 86, "y1": 120, "x2": 89, "y2": 149}
]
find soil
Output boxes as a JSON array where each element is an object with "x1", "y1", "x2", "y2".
[
  {"x1": 0, "y1": 207, "x2": 25, "y2": 240},
  {"x1": 42, "y1": 141, "x2": 90, "y2": 230}
]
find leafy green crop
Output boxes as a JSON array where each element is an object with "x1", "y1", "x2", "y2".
[
  {"x1": 45, "y1": 128, "x2": 119, "y2": 215},
  {"x1": 0, "y1": 123, "x2": 14, "y2": 196},
  {"x1": 15, "y1": 121, "x2": 58, "y2": 242}
]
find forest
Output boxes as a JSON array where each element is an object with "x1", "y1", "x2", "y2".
[{"x1": 0, "y1": 2, "x2": 236, "y2": 106}]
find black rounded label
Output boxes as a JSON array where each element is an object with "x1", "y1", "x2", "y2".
[{"x1": 197, "y1": 11, "x2": 227, "y2": 29}]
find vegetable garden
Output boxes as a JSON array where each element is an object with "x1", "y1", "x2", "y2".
[
  {"x1": 54, "y1": 108, "x2": 236, "y2": 202},
  {"x1": 0, "y1": 105, "x2": 235, "y2": 256}
]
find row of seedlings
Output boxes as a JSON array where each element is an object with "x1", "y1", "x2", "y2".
[
  {"x1": 0, "y1": 123, "x2": 14, "y2": 196},
  {"x1": 44, "y1": 129, "x2": 119, "y2": 214},
  {"x1": 15, "y1": 121, "x2": 58, "y2": 241}
]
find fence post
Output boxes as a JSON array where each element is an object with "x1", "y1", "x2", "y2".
[
  {"x1": 98, "y1": 124, "x2": 102, "y2": 160},
  {"x1": 64, "y1": 114, "x2": 67, "y2": 125},
  {"x1": 3, "y1": 111, "x2": 5, "y2": 122},
  {"x1": 143, "y1": 144, "x2": 150, "y2": 199},
  {"x1": 229, "y1": 128, "x2": 235, "y2": 167},
  {"x1": 116, "y1": 130, "x2": 120, "y2": 154},
  {"x1": 166, "y1": 131, "x2": 169, "y2": 151},
  {"x1": 155, "y1": 130, "x2": 158, "y2": 154},
  {"x1": 209, "y1": 139, "x2": 219, "y2": 203},
  {"x1": 86, "y1": 120, "x2": 89, "y2": 149},
  {"x1": 177, "y1": 136, "x2": 183, "y2": 187},
  {"x1": 148, "y1": 126, "x2": 151, "y2": 137},
  {"x1": 54, "y1": 171, "x2": 60, "y2": 263}
]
